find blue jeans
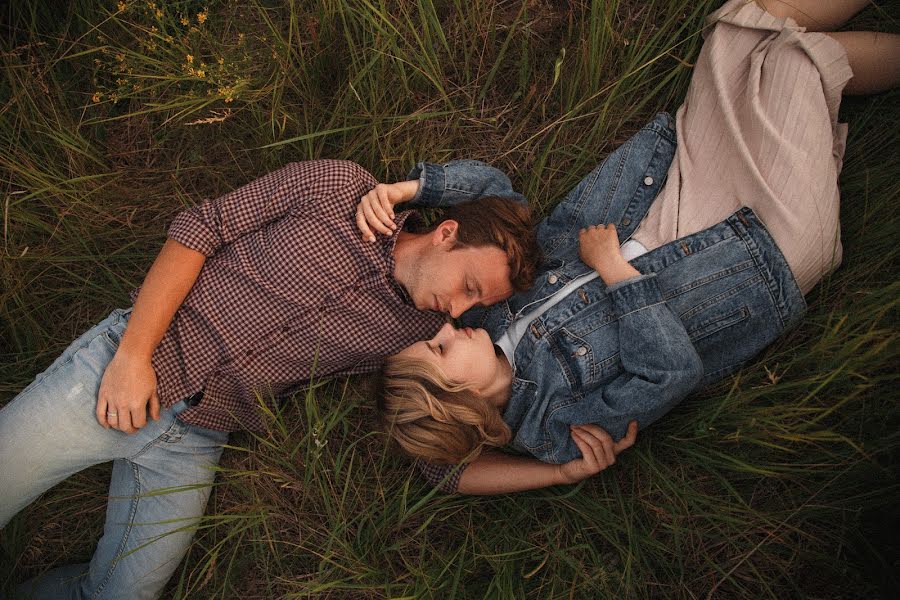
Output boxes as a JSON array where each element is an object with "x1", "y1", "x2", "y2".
[{"x1": 0, "y1": 309, "x2": 228, "y2": 600}]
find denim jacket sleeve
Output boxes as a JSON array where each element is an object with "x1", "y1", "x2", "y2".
[
  {"x1": 551, "y1": 273, "x2": 703, "y2": 459},
  {"x1": 405, "y1": 160, "x2": 528, "y2": 208}
]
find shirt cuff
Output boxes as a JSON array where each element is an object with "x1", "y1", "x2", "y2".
[
  {"x1": 607, "y1": 273, "x2": 664, "y2": 316},
  {"x1": 167, "y1": 210, "x2": 219, "y2": 257},
  {"x1": 415, "y1": 458, "x2": 465, "y2": 494}
]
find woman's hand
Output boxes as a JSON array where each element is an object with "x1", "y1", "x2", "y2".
[
  {"x1": 96, "y1": 352, "x2": 160, "y2": 433},
  {"x1": 578, "y1": 224, "x2": 640, "y2": 285},
  {"x1": 356, "y1": 180, "x2": 420, "y2": 242},
  {"x1": 556, "y1": 421, "x2": 638, "y2": 484}
]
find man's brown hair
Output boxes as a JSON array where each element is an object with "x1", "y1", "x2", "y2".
[{"x1": 440, "y1": 197, "x2": 541, "y2": 293}]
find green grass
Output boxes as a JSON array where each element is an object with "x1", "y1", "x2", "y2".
[{"x1": 1, "y1": 0, "x2": 898, "y2": 598}]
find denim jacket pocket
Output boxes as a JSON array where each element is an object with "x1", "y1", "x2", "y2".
[
  {"x1": 551, "y1": 328, "x2": 620, "y2": 390},
  {"x1": 687, "y1": 306, "x2": 751, "y2": 342}
]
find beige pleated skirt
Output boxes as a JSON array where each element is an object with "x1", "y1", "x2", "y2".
[{"x1": 631, "y1": 0, "x2": 854, "y2": 294}]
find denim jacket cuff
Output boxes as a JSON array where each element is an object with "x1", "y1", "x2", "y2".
[
  {"x1": 608, "y1": 274, "x2": 664, "y2": 316},
  {"x1": 406, "y1": 162, "x2": 445, "y2": 207}
]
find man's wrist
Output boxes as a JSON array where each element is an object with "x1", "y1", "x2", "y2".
[{"x1": 114, "y1": 334, "x2": 155, "y2": 363}]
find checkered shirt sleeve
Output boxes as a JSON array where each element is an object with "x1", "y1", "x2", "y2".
[
  {"x1": 168, "y1": 161, "x2": 356, "y2": 256},
  {"x1": 415, "y1": 459, "x2": 467, "y2": 494}
]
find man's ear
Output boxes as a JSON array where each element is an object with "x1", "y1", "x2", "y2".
[{"x1": 431, "y1": 219, "x2": 459, "y2": 247}]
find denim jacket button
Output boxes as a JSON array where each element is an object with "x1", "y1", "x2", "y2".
[
  {"x1": 574, "y1": 346, "x2": 587, "y2": 357},
  {"x1": 547, "y1": 274, "x2": 558, "y2": 284},
  {"x1": 643, "y1": 176, "x2": 654, "y2": 186},
  {"x1": 621, "y1": 217, "x2": 631, "y2": 226}
]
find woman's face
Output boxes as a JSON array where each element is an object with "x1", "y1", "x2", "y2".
[{"x1": 398, "y1": 323, "x2": 503, "y2": 392}]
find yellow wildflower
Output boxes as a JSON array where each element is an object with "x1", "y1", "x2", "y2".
[
  {"x1": 115, "y1": 53, "x2": 125, "y2": 62},
  {"x1": 91, "y1": 92, "x2": 101, "y2": 103},
  {"x1": 180, "y1": 15, "x2": 189, "y2": 26},
  {"x1": 224, "y1": 96, "x2": 233, "y2": 103},
  {"x1": 117, "y1": 1, "x2": 126, "y2": 12},
  {"x1": 217, "y1": 57, "x2": 224, "y2": 65},
  {"x1": 196, "y1": 69, "x2": 205, "y2": 78},
  {"x1": 155, "y1": 8, "x2": 162, "y2": 18},
  {"x1": 197, "y1": 11, "x2": 208, "y2": 24},
  {"x1": 186, "y1": 54, "x2": 193, "y2": 63}
]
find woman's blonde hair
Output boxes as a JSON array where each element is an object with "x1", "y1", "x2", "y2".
[{"x1": 375, "y1": 354, "x2": 512, "y2": 465}]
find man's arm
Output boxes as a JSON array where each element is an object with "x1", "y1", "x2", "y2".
[
  {"x1": 174, "y1": 160, "x2": 376, "y2": 255},
  {"x1": 96, "y1": 239, "x2": 206, "y2": 433},
  {"x1": 436, "y1": 422, "x2": 638, "y2": 495}
]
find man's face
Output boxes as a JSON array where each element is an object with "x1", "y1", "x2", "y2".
[{"x1": 403, "y1": 226, "x2": 513, "y2": 318}]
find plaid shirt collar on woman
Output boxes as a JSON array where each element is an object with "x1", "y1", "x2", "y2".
[{"x1": 142, "y1": 159, "x2": 445, "y2": 432}]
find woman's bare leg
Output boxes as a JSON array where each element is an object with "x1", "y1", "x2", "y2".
[
  {"x1": 756, "y1": 0, "x2": 870, "y2": 31},
  {"x1": 826, "y1": 31, "x2": 900, "y2": 94}
]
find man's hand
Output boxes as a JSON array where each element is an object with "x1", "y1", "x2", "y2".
[
  {"x1": 96, "y1": 352, "x2": 161, "y2": 434},
  {"x1": 578, "y1": 224, "x2": 641, "y2": 285},
  {"x1": 356, "y1": 180, "x2": 419, "y2": 242},
  {"x1": 556, "y1": 421, "x2": 638, "y2": 484}
]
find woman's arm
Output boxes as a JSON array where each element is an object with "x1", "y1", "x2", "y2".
[
  {"x1": 457, "y1": 422, "x2": 638, "y2": 494},
  {"x1": 355, "y1": 160, "x2": 526, "y2": 241}
]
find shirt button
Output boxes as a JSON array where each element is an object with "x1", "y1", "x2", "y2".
[
  {"x1": 644, "y1": 176, "x2": 654, "y2": 186},
  {"x1": 548, "y1": 274, "x2": 559, "y2": 284},
  {"x1": 575, "y1": 346, "x2": 588, "y2": 357},
  {"x1": 621, "y1": 217, "x2": 631, "y2": 226}
]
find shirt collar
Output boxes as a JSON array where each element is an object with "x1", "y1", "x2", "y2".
[{"x1": 384, "y1": 209, "x2": 420, "y2": 306}]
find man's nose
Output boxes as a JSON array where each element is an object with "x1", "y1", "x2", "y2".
[{"x1": 448, "y1": 298, "x2": 475, "y2": 319}]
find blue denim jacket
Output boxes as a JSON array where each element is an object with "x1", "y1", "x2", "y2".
[{"x1": 408, "y1": 113, "x2": 806, "y2": 464}]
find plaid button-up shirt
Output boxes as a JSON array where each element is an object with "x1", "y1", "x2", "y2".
[{"x1": 147, "y1": 159, "x2": 445, "y2": 432}]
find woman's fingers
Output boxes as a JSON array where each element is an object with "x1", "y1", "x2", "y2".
[
  {"x1": 355, "y1": 206, "x2": 376, "y2": 242},
  {"x1": 369, "y1": 187, "x2": 396, "y2": 230},
  {"x1": 615, "y1": 420, "x2": 639, "y2": 452},
  {"x1": 360, "y1": 199, "x2": 392, "y2": 236},
  {"x1": 574, "y1": 424, "x2": 616, "y2": 466},
  {"x1": 569, "y1": 429, "x2": 593, "y2": 468},
  {"x1": 356, "y1": 186, "x2": 399, "y2": 242},
  {"x1": 571, "y1": 426, "x2": 609, "y2": 472},
  {"x1": 375, "y1": 185, "x2": 396, "y2": 221}
]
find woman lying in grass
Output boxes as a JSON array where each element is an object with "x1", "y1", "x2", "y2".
[{"x1": 358, "y1": 0, "x2": 900, "y2": 494}]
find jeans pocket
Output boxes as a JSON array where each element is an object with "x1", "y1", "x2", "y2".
[{"x1": 100, "y1": 309, "x2": 130, "y2": 352}]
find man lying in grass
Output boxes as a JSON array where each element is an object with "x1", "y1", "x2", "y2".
[
  {"x1": 0, "y1": 161, "x2": 541, "y2": 599},
  {"x1": 366, "y1": 0, "x2": 900, "y2": 494}
]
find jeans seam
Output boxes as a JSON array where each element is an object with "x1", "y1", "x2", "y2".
[
  {"x1": 26, "y1": 314, "x2": 124, "y2": 396},
  {"x1": 129, "y1": 419, "x2": 187, "y2": 460},
  {"x1": 91, "y1": 461, "x2": 141, "y2": 600}
]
